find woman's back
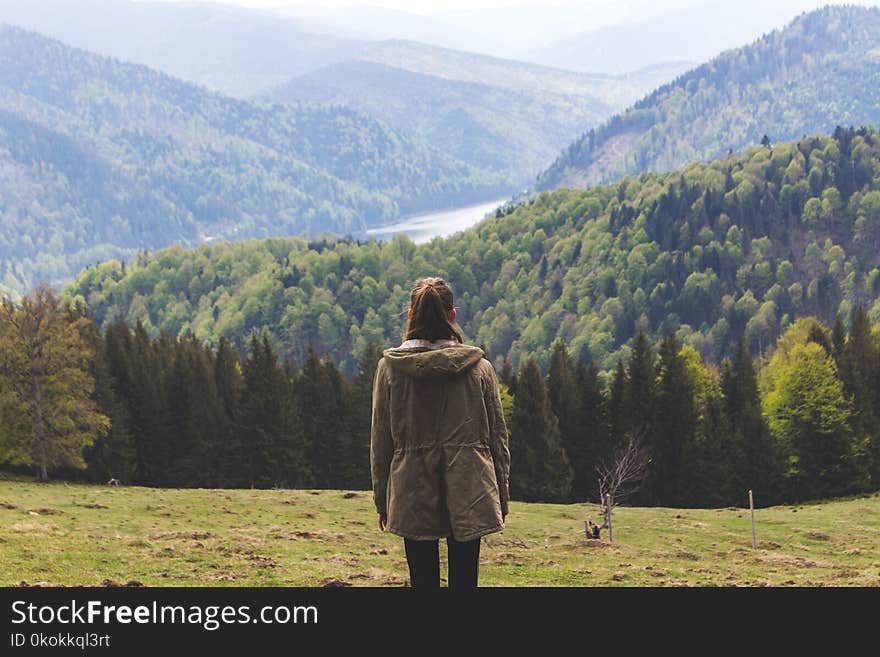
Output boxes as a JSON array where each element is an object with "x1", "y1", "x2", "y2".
[{"x1": 371, "y1": 340, "x2": 510, "y2": 542}]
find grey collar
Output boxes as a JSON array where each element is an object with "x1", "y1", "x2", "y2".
[{"x1": 394, "y1": 339, "x2": 459, "y2": 351}]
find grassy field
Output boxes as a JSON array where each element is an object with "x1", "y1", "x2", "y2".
[{"x1": 1, "y1": 479, "x2": 878, "y2": 587}]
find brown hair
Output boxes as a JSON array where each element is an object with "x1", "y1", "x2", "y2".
[{"x1": 403, "y1": 277, "x2": 463, "y2": 343}]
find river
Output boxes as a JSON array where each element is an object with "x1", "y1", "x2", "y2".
[{"x1": 362, "y1": 198, "x2": 507, "y2": 244}]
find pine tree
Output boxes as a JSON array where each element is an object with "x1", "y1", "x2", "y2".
[
  {"x1": 547, "y1": 339, "x2": 579, "y2": 500},
  {"x1": 82, "y1": 314, "x2": 136, "y2": 484},
  {"x1": 608, "y1": 359, "x2": 627, "y2": 449},
  {"x1": 650, "y1": 333, "x2": 694, "y2": 506},
  {"x1": 509, "y1": 356, "x2": 572, "y2": 502},
  {"x1": 311, "y1": 357, "x2": 352, "y2": 488},
  {"x1": 214, "y1": 337, "x2": 243, "y2": 486},
  {"x1": 623, "y1": 331, "x2": 655, "y2": 504},
  {"x1": 126, "y1": 320, "x2": 168, "y2": 485},
  {"x1": 831, "y1": 315, "x2": 846, "y2": 364},
  {"x1": 838, "y1": 306, "x2": 879, "y2": 483},
  {"x1": 572, "y1": 359, "x2": 607, "y2": 501},
  {"x1": 239, "y1": 332, "x2": 287, "y2": 487},
  {"x1": 721, "y1": 337, "x2": 778, "y2": 504},
  {"x1": 347, "y1": 341, "x2": 383, "y2": 490},
  {"x1": 625, "y1": 330, "x2": 656, "y2": 438}
]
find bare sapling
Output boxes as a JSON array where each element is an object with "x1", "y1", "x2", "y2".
[{"x1": 593, "y1": 431, "x2": 649, "y2": 542}]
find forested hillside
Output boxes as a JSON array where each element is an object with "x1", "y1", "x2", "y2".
[
  {"x1": 0, "y1": 25, "x2": 505, "y2": 292},
  {"x1": 68, "y1": 127, "x2": 880, "y2": 376},
  {"x1": 268, "y1": 60, "x2": 610, "y2": 187},
  {"x1": 265, "y1": 47, "x2": 689, "y2": 187},
  {"x1": 537, "y1": 6, "x2": 880, "y2": 190}
]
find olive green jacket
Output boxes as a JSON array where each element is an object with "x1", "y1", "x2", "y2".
[{"x1": 370, "y1": 341, "x2": 511, "y2": 542}]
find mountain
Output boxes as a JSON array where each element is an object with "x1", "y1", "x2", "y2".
[
  {"x1": 0, "y1": 25, "x2": 506, "y2": 292},
  {"x1": 537, "y1": 5, "x2": 880, "y2": 190},
  {"x1": 277, "y1": 0, "x2": 723, "y2": 62},
  {"x1": 263, "y1": 47, "x2": 689, "y2": 186},
  {"x1": 67, "y1": 126, "x2": 880, "y2": 376},
  {"x1": 0, "y1": 0, "x2": 366, "y2": 98},
  {"x1": 525, "y1": 0, "x2": 832, "y2": 74},
  {"x1": 274, "y1": 3, "x2": 503, "y2": 57}
]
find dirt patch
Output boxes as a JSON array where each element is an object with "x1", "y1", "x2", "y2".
[
  {"x1": 321, "y1": 577, "x2": 351, "y2": 587},
  {"x1": 758, "y1": 541, "x2": 782, "y2": 549},
  {"x1": 247, "y1": 554, "x2": 279, "y2": 568},
  {"x1": 342, "y1": 492, "x2": 360, "y2": 499},
  {"x1": 371, "y1": 548, "x2": 388, "y2": 556},
  {"x1": 28, "y1": 508, "x2": 62, "y2": 515},
  {"x1": 761, "y1": 554, "x2": 831, "y2": 568},
  {"x1": 326, "y1": 555, "x2": 360, "y2": 567},
  {"x1": 151, "y1": 531, "x2": 213, "y2": 540},
  {"x1": 75, "y1": 502, "x2": 109, "y2": 510},
  {"x1": 673, "y1": 551, "x2": 700, "y2": 561},
  {"x1": 0, "y1": 501, "x2": 18, "y2": 509},
  {"x1": 201, "y1": 572, "x2": 243, "y2": 582},
  {"x1": 804, "y1": 531, "x2": 830, "y2": 541},
  {"x1": 487, "y1": 552, "x2": 524, "y2": 566},
  {"x1": 483, "y1": 537, "x2": 529, "y2": 549},
  {"x1": 292, "y1": 530, "x2": 322, "y2": 539},
  {"x1": 563, "y1": 539, "x2": 615, "y2": 550},
  {"x1": 11, "y1": 522, "x2": 60, "y2": 533},
  {"x1": 612, "y1": 572, "x2": 626, "y2": 581},
  {"x1": 101, "y1": 579, "x2": 145, "y2": 587}
]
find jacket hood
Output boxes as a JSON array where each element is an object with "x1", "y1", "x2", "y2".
[{"x1": 383, "y1": 343, "x2": 484, "y2": 380}]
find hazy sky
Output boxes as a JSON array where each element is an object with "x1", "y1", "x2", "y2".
[
  {"x1": 150, "y1": 0, "x2": 877, "y2": 17},
  {"x1": 153, "y1": 0, "x2": 616, "y2": 15}
]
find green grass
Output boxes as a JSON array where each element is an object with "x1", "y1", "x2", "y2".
[{"x1": 0, "y1": 480, "x2": 878, "y2": 587}]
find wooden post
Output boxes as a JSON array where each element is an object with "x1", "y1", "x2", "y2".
[
  {"x1": 749, "y1": 489, "x2": 757, "y2": 549},
  {"x1": 605, "y1": 493, "x2": 613, "y2": 543}
]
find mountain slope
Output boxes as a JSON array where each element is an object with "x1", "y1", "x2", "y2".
[
  {"x1": 353, "y1": 39, "x2": 686, "y2": 108},
  {"x1": 0, "y1": 25, "x2": 506, "y2": 292},
  {"x1": 537, "y1": 5, "x2": 880, "y2": 190},
  {"x1": 265, "y1": 44, "x2": 690, "y2": 186},
  {"x1": 0, "y1": 0, "x2": 366, "y2": 98},
  {"x1": 67, "y1": 127, "x2": 880, "y2": 374},
  {"x1": 525, "y1": 0, "x2": 825, "y2": 74},
  {"x1": 265, "y1": 60, "x2": 613, "y2": 186}
]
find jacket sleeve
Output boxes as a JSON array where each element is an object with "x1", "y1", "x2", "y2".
[
  {"x1": 482, "y1": 361, "x2": 511, "y2": 516},
  {"x1": 370, "y1": 357, "x2": 393, "y2": 516}
]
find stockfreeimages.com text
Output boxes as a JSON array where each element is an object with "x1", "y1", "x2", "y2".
[{"x1": 11, "y1": 600, "x2": 317, "y2": 631}]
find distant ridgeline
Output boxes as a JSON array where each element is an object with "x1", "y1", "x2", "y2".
[
  {"x1": 536, "y1": 5, "x2": 880, "y2": 191},
  {"x1": 69, "y1": 127, "x2": 880, "y2": 374},
  {"x1": 0, "y1": 25, "x2": 508, "y2": 293}
]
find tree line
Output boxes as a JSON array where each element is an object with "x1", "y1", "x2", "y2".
[{"x1": 2, "y1": 286, "x2": 878, "y2": 507}]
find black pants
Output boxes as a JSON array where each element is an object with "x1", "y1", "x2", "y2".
[{"x1": 404, "y1": 536, "x2": 481, "y2": 588}]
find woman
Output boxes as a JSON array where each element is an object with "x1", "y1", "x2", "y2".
[{"x1": 370, "y1": 277, "x2": 511, "y2": 588}]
